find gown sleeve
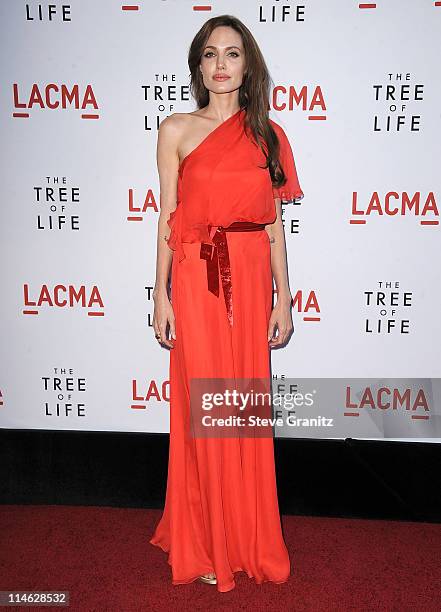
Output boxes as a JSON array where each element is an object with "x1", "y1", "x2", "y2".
[
  {"x1": 166, "y1": 205, "x2": 186, "y2": 263},
  {"x1": 271, "y1": 123, "x2": 304, "y2": 203}
]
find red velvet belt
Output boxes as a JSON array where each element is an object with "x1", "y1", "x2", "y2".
[{"x1": 199, "y1": 221, "x2": 267, "y2": 327}]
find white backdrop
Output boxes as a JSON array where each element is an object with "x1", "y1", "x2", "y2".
[{"x1": 1, "y1": 0, "x2": 440, "y2": 439}]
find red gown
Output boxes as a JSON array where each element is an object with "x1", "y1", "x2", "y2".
[{"x1": 149, "y1": 108, "x2": 304, "y2": 592}]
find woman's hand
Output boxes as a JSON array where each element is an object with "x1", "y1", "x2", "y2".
[
  {"x1": 152, "y1": 288, "x2": 176, "y2": 349},
  {"x1": 268, "y1": 295, "x2": 293, "y2": 348}
]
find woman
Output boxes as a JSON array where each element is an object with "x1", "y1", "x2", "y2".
[{"x1": 150, "y1": 15, "x2": 304, "y2": 593}]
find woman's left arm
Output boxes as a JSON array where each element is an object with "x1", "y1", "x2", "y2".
[{"x1": 265, "y1": 197, "x2": 294, "y2": 347}]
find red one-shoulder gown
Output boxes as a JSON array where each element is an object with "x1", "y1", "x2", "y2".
[{"x1": 150, "y1": 108, "x2": 304, "y2": 593}]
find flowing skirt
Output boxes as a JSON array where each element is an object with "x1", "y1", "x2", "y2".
[{"x1": 149, "y1": 229, "x2": 290, "y2": 593}]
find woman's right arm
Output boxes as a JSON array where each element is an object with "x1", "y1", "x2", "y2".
[{"x1": 152, "y1": 115, "x2": 181, "y2": 348}]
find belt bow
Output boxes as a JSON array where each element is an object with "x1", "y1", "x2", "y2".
[{"x1": 199, "y1": 221, "x2": 266, "y2": 327}]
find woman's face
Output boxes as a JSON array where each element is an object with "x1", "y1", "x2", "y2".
[{"x1": 199, "y1": 26, "x2": 246, "y2": 96}]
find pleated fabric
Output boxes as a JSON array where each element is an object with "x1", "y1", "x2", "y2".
[{"x1": 150, "y1": 232, "x2": 290, "y2": 592}]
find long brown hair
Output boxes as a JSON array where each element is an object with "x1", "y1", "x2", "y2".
[{"x1": 188, "y1": 14, "x2": 286, "y2": 189}]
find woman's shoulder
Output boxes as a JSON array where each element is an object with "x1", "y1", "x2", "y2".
[
  {"x1": 159, "y1": 111, "x2": 203, "y2": 130},
  {"x1": 157, "y1": 114, "x2": 181, "y2": 149},
  {"x1": 158, "y1": 112, "x2": 188, "y2": 134},
  {"x1": 158, "y1": 113, "x2": 198, "y2": 159},
  {"x1": 158, "y1": 112, "x2": 205, "y2": 148}
]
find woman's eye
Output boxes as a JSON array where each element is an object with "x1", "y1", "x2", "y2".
[{"x1": 203, "y1": 51, "x2": 240, "y2": 58}]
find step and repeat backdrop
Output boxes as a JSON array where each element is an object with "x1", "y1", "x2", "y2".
[{"x1": 1, "y1": 1, "x2": 440, "y2": 439}]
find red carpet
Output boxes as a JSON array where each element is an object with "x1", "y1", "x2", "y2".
[{"x1": 1, "y1": 505, "x2": 440, "y2": 611}]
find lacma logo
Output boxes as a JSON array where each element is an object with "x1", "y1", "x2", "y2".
[
  {"x1": 12, "y1": 84, "x2": 100, "y2": 119},
  {"x1": 22, "y1": 284, "x2": 105, "y2": 316}
]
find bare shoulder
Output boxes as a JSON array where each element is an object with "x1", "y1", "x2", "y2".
[
  {"x1": 158, "y1": 111, "x2": 202, "y2": 147},
  {"x1": 160, "y1": 111, "x2": 204, "y2": 131},
  {"x1": 158, "y1": 113, "x2": 183, "y2": 140},
  {"x1": 156, "y1": 115, "x2": 184, "y2": 167}
]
